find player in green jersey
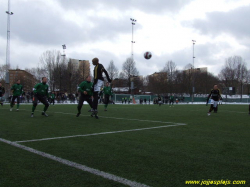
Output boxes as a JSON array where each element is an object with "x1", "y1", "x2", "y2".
[
  {"x1": 31, "y1": 77, "x2": 50, "y2": 117},
  {"x1": 169, "y1": 94, "x2": 174, "y2": 107},
  {"x1": 50, "y1": 91, "x2": 55, "y2": 105},
  {"x1": 76, "y1": 76, "x2": 93, "y2": 117},
  {"x1": 10, "y1": 80, "x2": 23, "y2": 111},
  {"x1": 103, "y1": 82, "x2": 113, "y2": 111}
]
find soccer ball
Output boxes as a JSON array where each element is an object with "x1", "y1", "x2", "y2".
[{"x1": 144, "y1": 51, "x2": 152, "y2": 60}]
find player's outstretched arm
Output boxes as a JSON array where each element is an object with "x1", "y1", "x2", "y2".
[{"x1": 102, "y1": 67, "x2": 111, "y2": 83}]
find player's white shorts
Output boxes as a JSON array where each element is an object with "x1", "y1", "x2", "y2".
[
  {"x1": 94, "y1": 79, "x2": 104, "y2": 92},
  {"x1": 210, "y1": 99, "x2": 218, "y2": 107}
]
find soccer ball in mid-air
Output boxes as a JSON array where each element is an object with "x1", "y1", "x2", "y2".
[{"x1": 144, "y1": 51, "x2": 152, "y2": 60}]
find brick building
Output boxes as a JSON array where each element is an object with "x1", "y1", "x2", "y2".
[{"x1": 9, "y1": 69, "x2": 38, "y2": 92}]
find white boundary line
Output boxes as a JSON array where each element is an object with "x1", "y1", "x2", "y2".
[
  {"x1": 15, "y1": 123, "x2": 187, "y2": 143},
  {"x1": 0, "y1": 108, "x2": 174, "y2": 124},
  {"x1": 0, "y1": 138, "x2": 149, "y2": 187},
  {"x1": 54, "y1": 111, "x2": 174, "y2": 124}
]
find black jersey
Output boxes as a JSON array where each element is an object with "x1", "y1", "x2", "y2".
[
  {"x1": 158, "y1": 97, "x2": 162, "y2": 101},
  {"x1": 207, "y1": 89, "x2": 221, "y2": 102},
  {"x1": 0, "y1": 86, "x2": 5, "y2": 97},
  {"x1": 93, "y1": 64, "x2": 111, "y2": 84}
]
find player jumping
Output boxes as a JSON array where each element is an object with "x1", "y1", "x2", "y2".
[
  {"x1": 206, "y1": 84, "x2": 222, "y2": 116},
  {"x1": 31, "y1": 77, "x2": 50, "y2": 117},
  {"x1": 91, "y1": 58, "x2": 111, "y2": 119},
  {"x1": 76, "y1": 76, "x2": 93, "y2": 117}
]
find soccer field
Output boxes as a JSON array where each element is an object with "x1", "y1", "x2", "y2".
[{"x1": 0, "y1": 104, "x2": 249, "y2": 187}]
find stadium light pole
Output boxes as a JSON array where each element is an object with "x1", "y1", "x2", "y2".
[
  {"x1": 130, "y1": 18, "x2": 136, "y2": 97},
  {"x1": 130, "y1": 18, "x2": 136, "y2": 61},
  {"x1": 60, "y1": 44, "x2": 66, "y2": 92},
  {"x1": 5, "y1": 0, "x2": 14, "y2": 97},
  {"x1": 192, "y1": 40, "x2": 196, "y2": 103}
]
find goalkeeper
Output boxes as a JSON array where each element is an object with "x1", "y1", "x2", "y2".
[
  {"x1": 76, "y1": 76, "x2": 93, "y2": 117},
  {"x1": 31, "y1": 77, "x2": 50, "y2": 117},
  {"x1": 103, "y1": 82, "x2": 113, "y2": 111}
]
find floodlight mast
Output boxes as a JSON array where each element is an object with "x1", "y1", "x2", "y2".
[
  {"x1": 5, "y1": 0, "x2": 14, "y2": 97},
  {"x1": 130, "y1": 18, "x2": 136, "y2": 61},
  {"x1": 192, "y1": 40, "x2": 196, "y2": 103},
  {"x1": 6, "y1": 0, "x2": 14, "y2": 69}
]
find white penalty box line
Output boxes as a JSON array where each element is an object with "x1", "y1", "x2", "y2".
[
  {"x1": 15, "y1": 123, "x2": 187, "y2": 143},
  {"x1": 0, "y1": 138, "x2": 150, "y2": 187}
]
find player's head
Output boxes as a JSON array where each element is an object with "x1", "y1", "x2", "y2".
[
  {"x1": 16, "y1": 79, "x2": 20, "y2": 84},
  {"x1": 214, "y1": 84, "x2": 218, "y2": 90},
  {"x1": 106, "y1": 82, "x2": 109, "y2": 86},
  {"x1": 92, "y1": 58, "x2": 99, "y2": 65},
  {"x1": 42, "y1": 77, "x2": 47, "y2": 83},
  {"x1": 86, "y1": 75, "x2": 91, "y2": 82}
]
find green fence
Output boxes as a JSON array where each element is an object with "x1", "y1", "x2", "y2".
[{"x1": 113, "y1": 94, "x2": 250, "y2": 103}]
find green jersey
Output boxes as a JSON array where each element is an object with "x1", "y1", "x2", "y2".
[
  {"x1": 51, "y1": 93, "x2": 55, "y2": 99},
  {"x1": 78, "y1": 81, "x2": 93, "y2": 96},
  {"x1": 103, "y1": 86, "x2": 112, "y2": 96},
  {"x1": 11, "y1": 84, "x2": 23, "y2": 96},
  {"x1": 170, "y1": 96, "x2": 174, "y2": 100},
  {"x1": 33, "y1": 83, "x2": 49, "y2": 97}
]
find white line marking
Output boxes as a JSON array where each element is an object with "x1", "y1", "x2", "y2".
[
  {"x1": 54, "y1": 111, "x2": 174, "y2": 124},
  {"x1": 0, "y1": 108, "x2": 174, "y2": 124},
  {"x1": 0, "y1": 138, "x2": 149, "y2": 187},
  {"x1": 15, "y1": 123, "x2": 186, "y2": 143}
]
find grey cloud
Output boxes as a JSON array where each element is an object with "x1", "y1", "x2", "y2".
[
  {"x1": 0, "y1": 1, "x2": 140, "y2": 47},
  {"x1": 184, "y1": 5, "x2": 250, "y2": 40},
  {"x1": 57, "y1": 0, "x2": 193, "y2": 14}
]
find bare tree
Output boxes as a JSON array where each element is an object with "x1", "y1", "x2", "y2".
[
  {"x1": 147, "y1": 73, "x2": 167, "y2": 94},
  {"x1": 219, "y1": 56, "x2": 248, "y2": 99},
  {"x1": 40, "y1": 50, "x2": 63, "y2": 90},
  {"x1": 161, "y1": 60, "x2": 178, "y2": 94},
  {"x1": 0, "y1": 64, "x2": 10, "y2": 82},
  {"x1": 122, "y1": 58, "x2": 139, "y2": 92},
  {"x1": 107, "y1": 60, "x2": 119, "y2": 80}
]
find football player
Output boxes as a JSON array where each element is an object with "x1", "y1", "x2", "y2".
[
  {"x1": 91, "y1": 58, "x2": 111, "y2": 119},
  {"x1": 31, "y1": 77, "x2": 50, "y2": 117},
  {"x1": 76, "y1": 76, "x2": 93, "y2": 117},
  {"x1": 206, "y1": 84, "x2": 222, "y2": 116},
  {"x1": 10, "y1": 80, "x2": 23, "y2": 111}
]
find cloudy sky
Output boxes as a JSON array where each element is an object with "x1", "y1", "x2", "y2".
[{"x1": 0, "y1": 0, "x2": 250, "y2": 77}]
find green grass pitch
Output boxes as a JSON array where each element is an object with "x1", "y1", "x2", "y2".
[{"x1": 0, "y1": 103, "x2": 249, "y2": 187}]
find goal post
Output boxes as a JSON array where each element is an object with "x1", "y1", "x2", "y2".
[
  {"x1": 113, "y1": 94, "x2": 152, "y2": 104},
  {"x1": 133, "y1": 95, "x2": 152, "y2": 104}
]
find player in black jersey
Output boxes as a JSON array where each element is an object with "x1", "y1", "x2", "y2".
[
  {"x1": 158, "y1": 95, "x2": 162, "y2": 106},
  {"x1": 206, "y1": 84, "x2": 222, "y2": 116},
  {"x1": 91, "y1": 58, "x2": 111, "y2": 119}
]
